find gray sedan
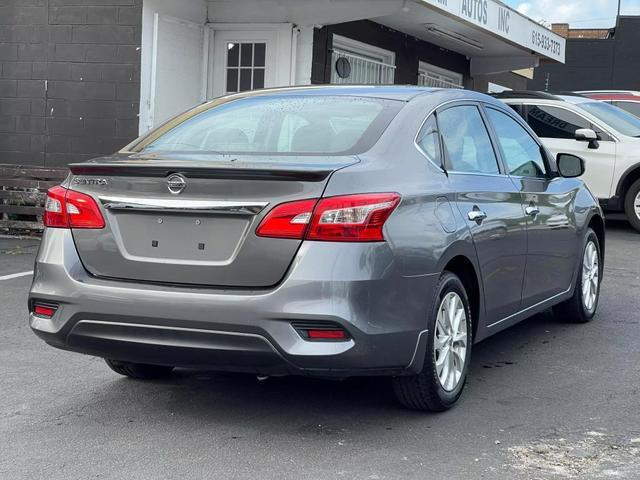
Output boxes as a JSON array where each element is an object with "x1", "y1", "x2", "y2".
[{"x1": 29, "y1": 86, "x2": 604, "y2": 411}]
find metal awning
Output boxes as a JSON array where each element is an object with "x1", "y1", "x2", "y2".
[
  {"x1": 376, "y1": 0, "x2": 566, "y2": 74},
  {"x1": 207, "y1": 0, "x2": 566, "y2": 75}
]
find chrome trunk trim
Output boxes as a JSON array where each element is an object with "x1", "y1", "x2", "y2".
[{"x1": 99, "y1": 196, "x2": 268, "y2": 215}]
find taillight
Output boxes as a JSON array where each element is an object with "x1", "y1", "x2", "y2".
[
  {"x1": 43, "y1": 186, "x2": 105, "y2": 229},
  {"x1": 256, "y1": 193, "x2": 400, "y2": 242},
  {"x1": 255, "y1": 199, "x2": 318, "y2": 239},
  {"x1": 307, "y1": 193, "x2": 400, "y2": 242}
]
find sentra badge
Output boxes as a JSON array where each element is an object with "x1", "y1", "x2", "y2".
[{"x1": 72, "y1": 177, "x2": 109, "y2": 186}]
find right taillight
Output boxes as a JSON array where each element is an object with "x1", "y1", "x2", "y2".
[
  {"x1": 44, "y1": 186, "x2": 105, "y2": 229},
  {"x1": 256, "y1": 193, "x2": 400, "y2": 242}
]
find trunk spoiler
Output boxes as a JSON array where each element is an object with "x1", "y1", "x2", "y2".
[{"x1": 69, "y1": 156, "x2": 359, "y2": 182}]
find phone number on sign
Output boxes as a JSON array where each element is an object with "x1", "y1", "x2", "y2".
[{"x1": 531, "y1": 30, "x2": 562, "y2": 56}]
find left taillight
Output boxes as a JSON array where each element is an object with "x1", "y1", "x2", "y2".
[
  {"x1": 44, "y1": 185, "x2": 105, "y2": 229},
  {"x1": 256, "y1": 193, "x2": 400, "y2": 242}
]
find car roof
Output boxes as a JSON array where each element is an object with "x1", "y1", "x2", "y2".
[
  {"x1": 580, "y1": 91, "x2": 640, "y2": 102},
  {"x1": 224, "y1": 85, "x2": 509, "y2": 110},
  {"x1": 493, "y1": 90, "x2": 599, "y2": 105},
  {"x1": 227, "y1": 85, "x2": 441, "y2": 102}
]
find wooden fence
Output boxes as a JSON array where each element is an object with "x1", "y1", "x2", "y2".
[{"x1": 0, "y1": 164, "x2": 68, "y2": 233}]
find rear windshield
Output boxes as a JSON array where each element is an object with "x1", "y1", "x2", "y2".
[{"x1": 139, "y1": 95, "x2": 401, "y2": 155}]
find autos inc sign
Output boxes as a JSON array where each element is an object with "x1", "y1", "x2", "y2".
[{"x1": 422, "y1": 0, "x2": 566, "y2": 63}]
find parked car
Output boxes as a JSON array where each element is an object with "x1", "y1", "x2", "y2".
[
  {"x1": 496, "y1": 91, "x2": 640, "y2": 231},
  {"x1": 29, "y1": 86, "x2": 604, "y2": 412},
  {"x1": 578, "y1": 91, "x2": 640, "y2": 118}
]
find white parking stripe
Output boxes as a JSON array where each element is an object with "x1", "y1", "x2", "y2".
[{"x1": 0, "y1": 271, "x2": 33, "y2": 281}]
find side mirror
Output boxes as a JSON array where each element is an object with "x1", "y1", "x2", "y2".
[
  {"x1": 575, "y1": 128, "x2": 599, "y2": 149},
  {"x1": 557, "y1": 153, "x2": 585, "y2": 178}
]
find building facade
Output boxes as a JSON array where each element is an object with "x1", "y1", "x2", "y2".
[
  {"x1": 529, "y1": 16, "x2": 640, "y2": 92},
  {"x1": 1, "y1": 0, "x2": 565, "y2": 167}
]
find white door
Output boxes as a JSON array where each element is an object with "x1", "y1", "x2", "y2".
[
  {"x1": 523, "y1": 104, "x2": 617, "y2": 200},
  {"x1": 209, "y1": 24, "x2": 293, "y2": 99},
  {"x1": 148, "y1": 14, "x2": 206, "y2": 129}
]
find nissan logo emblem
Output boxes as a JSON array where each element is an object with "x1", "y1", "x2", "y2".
[{"x1": 167, "y1": 174, "x2": 187, "y2": 195}]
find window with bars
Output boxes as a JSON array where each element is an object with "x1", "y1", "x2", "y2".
[
  {"x1": 418, "y1": 62, "x2": 463, "y2": 89},
  {"x1": 330, "y1": 35, "x2": 396, "y2": 85},
  {"x1": 226, "y1": 42, "x2": 266, "y2": 94}
]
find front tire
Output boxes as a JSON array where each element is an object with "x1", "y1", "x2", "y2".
[
  {"x1": 105, "y1": 359, "x2": 174, "y2": 379},
  {"x1": 393, "y1": 272, "x2": 472, "y2": 412},
  {"x1": 553, "y1": 228, "x2": 602, "y2": 323},
  {"x1": 624, "y1": 178, "x2": 640, "y2": 233}
]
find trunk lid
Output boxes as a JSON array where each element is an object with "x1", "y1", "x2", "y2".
[{"x1": 69, "y1": 153, "x2": 357, "y2": 287}]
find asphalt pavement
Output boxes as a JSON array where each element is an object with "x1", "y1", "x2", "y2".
[{"x1": 1, "y1": 222, "x2": 639, "y2": 480}]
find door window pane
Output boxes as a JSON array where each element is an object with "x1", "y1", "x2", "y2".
[
  {"x1": 416, "y1": 116, "x2": 442, "y2": 167},
  {"x1": 525, "y1": 105, "x2": 590, "y2": 139},
  {"x1": 253, "y1": 68, "x2": 265, "y2": 89},
  {"x1": 227, "y1": 43, "x2": 239, "y2": 67},
  {"x1": 240, "y1": 43, "x2": 253, "y2": 67},
  {"x1": 239, "y1": 69, "x2": 252, "y2": 91},
  {"x1": 225, "y1": 42, "x2": 267, "y2": 94},
  {"x1": 254, "y1": 43, "x2": 266, "y2": 67},
  {"x1": 438, "y1": 106, "x2": 499, "y2": 174},
  {"x1": 487, "y1": 108, "x2": 547, "y2": 177}
]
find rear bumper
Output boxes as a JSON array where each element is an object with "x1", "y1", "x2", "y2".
[{"x1": 29, "y1": 229, "x2": 437, "y2": 377}]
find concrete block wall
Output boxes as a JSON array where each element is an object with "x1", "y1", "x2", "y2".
[{"x1": 0, "y1": 0, "x2": 142, "y2": 167}]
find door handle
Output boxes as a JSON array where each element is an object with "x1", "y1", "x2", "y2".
[
  {"x1": 468, "y1": 209, "x2": 487, "y2": 222},
  {"x1": 525, "y1": 205, "x2": 540, "y2": 217}
]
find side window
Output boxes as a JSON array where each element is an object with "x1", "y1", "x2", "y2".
[
  {"x1": 486, "y1": 108, "x2": 547, "y2": 178},
  {"x1": 613, "y1": 101, "x2": 640, "y2": 118},
  {"x1": 438, "y1": 105, "x2": 499, "y2": 174},
  {"x1": 508, "y1": 103, "x2": 524, "y2": 118},
  {"x1": 416, "y1": 116, "x2": 442, "y2": 167},
  {"x1": 525, "y1": 105, "x2": 591, "y2": 139}
]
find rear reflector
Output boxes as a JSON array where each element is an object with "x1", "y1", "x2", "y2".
[
  {"x1": 256, "y1": 193, "x2": 400, "y2": 242},
  {"x1": 307, "y1": 329, "x2": 347, "y2": 340},
  {"x1": 291, "y1": 321, "x2": 350, "y2": 342},
  {"x1": 44, "y1": 186, "x2": 105, "y2": 229},
  {"x1": 33, "y1": 304, "x2": 57, "y2": 318}
]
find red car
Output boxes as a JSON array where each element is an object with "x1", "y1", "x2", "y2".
[{"x1": 579, "y1": 91, "x2": 640, "y2": 118}]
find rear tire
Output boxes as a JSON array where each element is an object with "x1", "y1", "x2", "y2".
[
  {"x1": 553, "y1": 228, "x2": 601, "y2": 323},
  {"x1": 105, "y1": 359, "x2": 174, "y2": 379},
  {"x1": 392, "y1": 272, "x2": 472, "y2": 412},
  {"x1": 624, "y1": 178, "x2": 640, "y2": 233}
]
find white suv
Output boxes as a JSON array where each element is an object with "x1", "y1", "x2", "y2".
[{"x1": 497, "y1": 91, "x2": 640, "y2": 231}]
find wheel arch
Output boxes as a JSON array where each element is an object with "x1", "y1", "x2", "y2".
[
  {"x1": 588, "y1": 214, "x2": 605, "y2": 263},
  {"x1": 615, "y1": 164, "x2": 640, "y2": 203},
  {"x1": 441, "y1": 253, "x2": 482, "y2": 342}
]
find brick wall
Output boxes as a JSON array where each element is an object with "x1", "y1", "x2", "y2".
[
  {"x1": 551, "y1": 23, "x2": 610, "y2": 39},
  {"x1": 0, "y1": 0, "x2": 142, "y2": 167}
]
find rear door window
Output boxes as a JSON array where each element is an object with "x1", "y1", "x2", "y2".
[
  {"x1": 416, "y1": 116, "x2": 442, "y2": 167},
  {"x1": 438, "y1": 105, "x2": 500, "y2": 174},
  {"x1": 525, "y1": 105, "x2": 591, "y2": 139}
]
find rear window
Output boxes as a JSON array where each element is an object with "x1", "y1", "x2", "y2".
[{"x1": 139, "y1": 95, "x2": 400, "y2": 155}]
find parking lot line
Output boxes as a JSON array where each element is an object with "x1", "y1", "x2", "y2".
[{"x1": 0, "y1": 271, "x2": 33, "y2": 281}]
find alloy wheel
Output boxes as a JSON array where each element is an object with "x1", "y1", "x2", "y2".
[
  {"x1": 434, "y1": 292, "x2": 468, "y2": 392},
  {"x1": 635, "y1": 191, "x2": 640, "y2": 220},
  {"x1": 582, "y1": 241, "x2": 600, "y2": 311}
]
